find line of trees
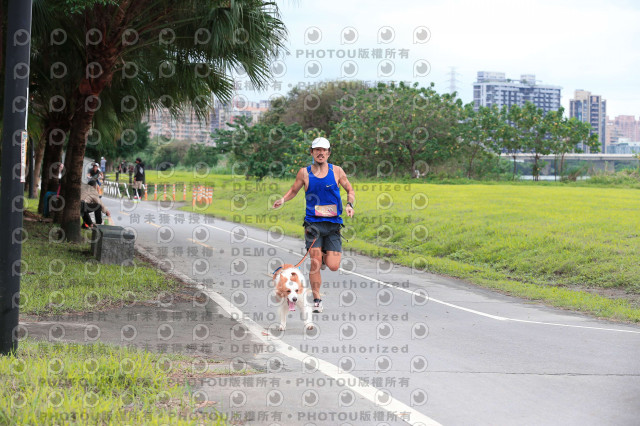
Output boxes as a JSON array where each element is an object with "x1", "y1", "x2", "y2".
[
  {"x1": 215, "y1": 81, "x2": 599, "y2": 181},
  {"x1": 213, "y1": 116, "x2": 323, "y2": 179},
  {"x1": 459, "y1": 101, "x2": 598, "y2": 180}
]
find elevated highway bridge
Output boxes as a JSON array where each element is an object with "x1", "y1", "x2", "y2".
[
  {"x1": 500, "y1": 153, "x2": 638, "y2": 161},
  {"x1": 500, "y1": 153, "x2": 638, "y2": 175}
]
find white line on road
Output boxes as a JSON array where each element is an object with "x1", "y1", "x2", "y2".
[
  {"x1": 136, "y1": 244, "x2": 442, "y2": 426},
  {"x1": 507, "y1": 318, "x2": 640, "y2": 333},
  {"x1": 201, "y1": 223, "x2": 640, "y2": 334},
  {"x1": 346, "y1": 269, "x2": 509, "y2": 321},
  {"x1": 198, "y1": 285, "x2": 442, "y2": 426},
  {"x1": 112, "y1": 199, "x2": 640, "y2": 335},
  {"x1": 117, "y1": 200, "x2": 639, "y2": 424}
]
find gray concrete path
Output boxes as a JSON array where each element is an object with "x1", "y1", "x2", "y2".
[{"x1": 30, "y1": 196, "x2": 640, "y2": 425}]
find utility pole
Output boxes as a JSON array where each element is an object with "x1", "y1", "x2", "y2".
[
  {"x1": 0, "y1": 0, "x2": 33, "y2": 356},
  {"x1": 447, "y1": 66, "x2": 461, "y2": 98}
]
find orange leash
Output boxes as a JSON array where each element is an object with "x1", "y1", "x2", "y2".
[
  {"x1": 272, "y1": 236, "x2": 317, "y2": 278},
  {"x1": 294, "y1": 236, "x2": 317, "y2": 268}
]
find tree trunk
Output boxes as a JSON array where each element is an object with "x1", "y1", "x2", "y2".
[
  {"x1": 512, "y1": 154, "x2": 517, "y2": 179},
  {"x1": 38, "y1": 127, "x2": 55, "y2": 214},
  {"x1": 53, "y1": 130, "x2": 75, "y2": 225},
  {"x1": 31, "y1": 133, "x2": 46, "y2": 199},
  {"x1": 0, "y1": 2, "x2": 3, "y2": 75},
  {"x1": 60, "y1": 103, "x2": 96, "y2": 242},
  {"x1": 38, "y1": 126, "x2": 67, "y2": 214},
  {"x1": 58, "y1": 37, "x2": 119, "y2": 239}
]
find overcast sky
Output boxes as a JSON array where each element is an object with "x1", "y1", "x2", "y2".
[{"x1": 237, "y1": 0, "x2": 640, "y2": 118}]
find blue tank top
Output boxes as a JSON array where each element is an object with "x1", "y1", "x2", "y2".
[{"x1": 305, "y1": 163, "x2": 343, "y2": 224}]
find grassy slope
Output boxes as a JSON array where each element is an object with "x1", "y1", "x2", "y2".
[
  {"x1": 20, "y1": 214, "x2": 180, "y2": 315},
  {"x1": 0, "y1": 341, "x2": 225, "y2": 425},
  {"x1": 146, "y1": 171, "x2": 640, "y2": 322}
]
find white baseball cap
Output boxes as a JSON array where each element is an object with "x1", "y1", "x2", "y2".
[{"x1": 311, "y1": 137, "x2": 330, "y2": 149}]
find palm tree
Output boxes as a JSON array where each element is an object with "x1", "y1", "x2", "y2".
[
  {"x1": 28, "y1": 1, "x2": 84, "y2": 213},
  {"x1": 31, "y1": 0, "x2": 287, "y2": 241}
]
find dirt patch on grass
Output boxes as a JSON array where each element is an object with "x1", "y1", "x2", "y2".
[{"x1": 573, "y1": 286, "x2": 640, "y2": 309}]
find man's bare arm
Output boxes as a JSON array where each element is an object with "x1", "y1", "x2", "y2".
[
  {"x1": 273, "y1": 168, "x2": 306, "y2": 209},
  {"x1": 335, "y1": 166, "x2": 355, "y2": 217}
]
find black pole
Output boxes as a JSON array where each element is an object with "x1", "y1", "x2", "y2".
[{"x1": 0, "y1": 0, "x2": 33, "y2": 355}]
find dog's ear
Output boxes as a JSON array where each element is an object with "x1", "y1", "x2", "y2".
[
  {"x1": 292, "y1": 270, "x2": 308, "y2": 290},
  {"x1": 288, "y1": 271, "x2": 299, "y2": 288},
  {"x1": 275, "y1": 274, "x2": 288, "y2": 298}
]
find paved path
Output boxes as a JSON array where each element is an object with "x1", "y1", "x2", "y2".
[{"x1": 86, "y1": 198, "x2": 640, "y2": 424}]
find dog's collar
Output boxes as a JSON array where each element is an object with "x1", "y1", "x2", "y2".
[{"x1": 272, "y1": 265, "x2": 302, "y2": 280}]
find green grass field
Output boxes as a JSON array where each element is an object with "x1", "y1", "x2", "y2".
[
  {"x1": 144, "y1": 171, "x2": 640, "y2": 322},
  {"x1": 20, "y1": 212, "x2": 180, "y2": 316},
  {"x1": 0, "y1": 340, "x2": 225, "y2": 425}
]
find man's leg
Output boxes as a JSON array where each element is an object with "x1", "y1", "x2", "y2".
[
  {"x1": 308, "y1": 248, "x2": 323, "y2": 300},
  {"x1": 323, "y1": 224, "x2": 343, "y2": 272},
  {"x1": 313, "y1": 225, "x2": 342, "y2": 311},
  {"x1": 81, "y1": 201, "x2": 92, "y2": 227},
  {"x1": 94, "y1": 205, "x2": 103, "y2": 225},
  {"x1": 86, "y1": 202, "x2": 101, "y2": 225},
  {"x1": 305, "y1": 222, "x2": 325, "y2": 310},
  {"x1": 323, "y1": 251, "x2": 342, "y2": 271}
]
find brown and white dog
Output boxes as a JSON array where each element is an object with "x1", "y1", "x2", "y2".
[{"x1": 273, "y1": 264, "x2": 314, "y2": 331}]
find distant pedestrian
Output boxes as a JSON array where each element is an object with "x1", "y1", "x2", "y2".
[
  {"x1": 115, "y1": 161, "x2": 123, "y2": 182},
  {"x1": 100, "y1": 156, "x2": 106, "y2": 173},
  {"x1": 81, "y1": 179, "x2": 111, "y2": 228},
  {"x1": 87, "y1": 162, "x2": 104, "y2": 197},
  {"x1": 133, "y1": 157, "x2": 146, "y2": 200},
  {"x1": 87, "y1": 162, "x2": 102, "y2": 183},
  {"x1": 128, "y1": 164, "x2": 134, "y2": 184},
  {"x1": 120, "y1": 161, "x2": 128, "y2": 182}
]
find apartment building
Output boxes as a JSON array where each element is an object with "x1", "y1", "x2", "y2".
[
  {"x1": 473, "y1": 71, "x2": 562, "y2": 114},
  {"x1": 145, "y1": 98, "x2": 271, "y2": 143},
  {"x1": 569, "y1": 90, "x2": 607, "y2": 153}
]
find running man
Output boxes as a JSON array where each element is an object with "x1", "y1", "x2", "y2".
[{"x1": 273, "y1": 137, "x2": 355, "y2": 313}]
